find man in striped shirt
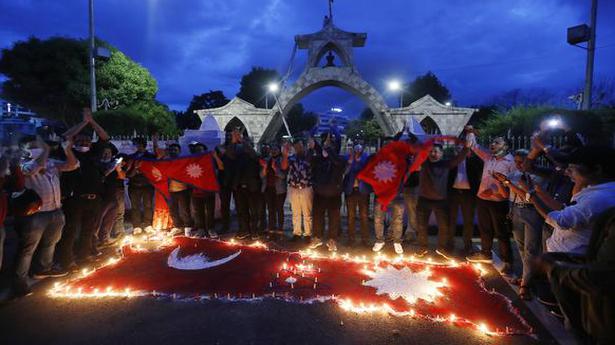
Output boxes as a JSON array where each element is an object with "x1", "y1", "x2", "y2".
[{"x1": 13, "y1": 135, "x2": 79, "y2": 297}]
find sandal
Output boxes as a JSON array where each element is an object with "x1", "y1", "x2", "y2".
[{"x1": 519, "y1": 285, "x2": 532, "y2": 301}]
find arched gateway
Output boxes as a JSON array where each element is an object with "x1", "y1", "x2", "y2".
[{"x1": 195, "y1": 16, "x2": 476, "y2": 144}]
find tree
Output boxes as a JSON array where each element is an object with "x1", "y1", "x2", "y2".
[
  {"x1": 404, "y1": 71, "x2": 451, "y2": 105},
  {"x1": 0, "y1": 36, "x2": 159, "y2": 124},
  {"x1": 345, "y1": 119, "x2": 383, "y2": 145},
  {"x1": 279, "y1": 103, "x2": 317, "y2": 137},
  {"x1": 360, "y1": 107, "x2": 374, "y2": 120},
  {"x1": 475, "y1": 106, "x2": 615, "y2": 145},
  {"x1": 94, "y1": 101, "x2": 178, "y2": 136},
  {"x1": 176, "y1": 90, "x2": 230, "y2": 130},
  {"x1": 236, "y1": 67, "x2": 280, "y2": 108}
]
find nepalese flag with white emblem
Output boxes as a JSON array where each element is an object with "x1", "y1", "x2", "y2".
[
  {"x1": 56, "y1": 237, "x2": 532, "y2": 336},
  {"x1": 138, "y1": 153, "x2": 219, "y2": 199},
  {"x1": 357, "y1": 137, "x2": 461, "y2": 209},
  {"x1": 357, "y1": 141, "x2": 418, "y2": 209}
]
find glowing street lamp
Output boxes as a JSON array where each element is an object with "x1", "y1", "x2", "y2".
[
  {"x1": 267, "y1": 82, "x2": 279, "y2": 93},
  {"x1": 387, "y1": 80, "x2": 404, "y2": 107},
  {"x1": 445, "y1": 101, "x2": 452, "y2": 107},
  {"x1": 264, "y1": 82, "x2": 292, "y2": 138}
]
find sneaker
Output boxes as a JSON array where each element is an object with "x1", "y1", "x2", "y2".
[
  {"x1": 236, "y1": 232, "x2": 250, "y2": 240},
  {"x1": 394, "y1": 243, "x2": 404, "y2": 254},
  {"x1": 208, "y1": 230, "x2": 219, "y2": 239},
  {"x1": 372, "y1": 241, "x2": 385, "y2": 252},
  {"x1": 309, "y1": 238, "x2": 323, "y2": 249},
  {"x1": 466, "y1": 252, "x2": 493, "y2": 263},
  {"x1": 194, "y1": 228, "x2": 206, "y2": 238},
  {"x1": 170, "y1": 228, "x2": 183, "y2": 236},
  {"x1": 251, "y1": 234, "x2": 261, "y2": 241},
  {"x1": 327, "y1": 239, "x2": 338, "y2": 252},
  {"x1": 290, "y1": 235, "x2": 301, "y2": 242},
  {"x1": 184, "y1": 227, "x2": 193, "y2": 237},
  {"x1": 303, "y1": 235, "x2": 312, "y2": 244},
  {"x1": 133, "y1": 227, "x2": 143, "y2": 235},
  {"x1": 144, "y1": 225, "x2": 155, "y2": 233},
  {"x1": 33, "y1": 268, "x2": 68, "y2": 279},
  {"x1": 537, "y1": 295, "x2": 559, "y2": 307}
]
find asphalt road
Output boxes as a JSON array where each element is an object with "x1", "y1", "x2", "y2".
[{"x1": 0, "y1": 236, "x2": 558, "y2": 345}]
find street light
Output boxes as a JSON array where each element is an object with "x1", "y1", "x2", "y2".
[
  {"x1": 445, "y1": 101, "x2": 452, "y2": 107},
  {"x1": 265, "y1": 82, "x2": 292, "y2": 138},
  {"x1": 387, "y1": 80, "x2": 403, "y2": 107},
  {"x1": 265, "y1": 82, "x2": 279, "y2": 109}
]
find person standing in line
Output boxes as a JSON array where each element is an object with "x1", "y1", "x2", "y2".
[
  {"x1": 260, "y1": 143, "x2": 287, "y2": 236},
  {"x1": 309, "y1": 133, "x2": 347, "y2": 252},
  {"x1": 189, "y1": 141, "x2": 222, "y2": 238},
  {"x1": 447, "y1": 130, "x2": 483, "y2": 254},
  {"x1": 281, "y1": 138, "x2": 314, "y2": 243},
  {"x1": 126, "y1": 137, "x2": 156, "y2": 234},
  {"x1": 415, "y1": 143, "x2": 469, "y2": 252},
  {"x1": 14, "y1": 136, "x2": 78, "y2": 297},
  {"x1": 466, "y1": 135, "x2": 516, "y2": 275},
  {"x1": 165, "y1": 143, "x2": 192, "y2": 236},
  {"x1": 343, "y1": 144, "x2": 371, "y2": 247}
]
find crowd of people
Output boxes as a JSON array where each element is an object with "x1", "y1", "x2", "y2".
[{"x1": 1, "y1": 108, "x2": 614, "y2": 343}]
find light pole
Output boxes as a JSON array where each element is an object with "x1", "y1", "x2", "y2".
[
  {"x1": 582, "y1": 0, "x2": 598, "y2": 110},
  {"x1": 88, "y1": 0, "x2": 97, "y2": 112},
  {"x1": 267, "y1": 83, "x2": 292, "y2": 138},
  {"x1": 388, "y1": 80, "x2": 403, "y2": 107}
]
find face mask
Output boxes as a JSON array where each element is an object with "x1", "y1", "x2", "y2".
[
  {"x1": 101, "y1": 158, "x2": 112, "y2": 163},
  {"x1": 74, "y1": 145, "x2": 90, "y2": 153}
]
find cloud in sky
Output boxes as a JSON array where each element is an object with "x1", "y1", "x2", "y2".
[{"x1": 1, "y1": 0, "x2": 614, "y2": 115}]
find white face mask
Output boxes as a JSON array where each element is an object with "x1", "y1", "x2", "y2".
[
  {"x1": 74, "y1": 146, "x2": 90, "y2": 153},
  {"x1": 101, "y1": 158, "x2": 112, "y2": 163}
]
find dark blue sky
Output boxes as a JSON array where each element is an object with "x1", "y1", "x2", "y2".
[{"x1": 1, "y1": 0, "x2": 614, "y2": 116}]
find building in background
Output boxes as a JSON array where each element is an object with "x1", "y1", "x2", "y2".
[
  {"x1": 316, "y1": 107, "x2": 350, "y2": 135},
  {"x1": 0, "y1": 99, "x2": 62, "y2": 143}
]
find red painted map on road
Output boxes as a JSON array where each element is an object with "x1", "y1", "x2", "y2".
[{"x1": 50, "y1": 237, "x2": 532, "y2": 336}]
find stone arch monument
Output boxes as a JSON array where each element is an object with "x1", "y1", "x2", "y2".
[{"x1": 195, "y1": 16, "x2": 476, "y2": 144}]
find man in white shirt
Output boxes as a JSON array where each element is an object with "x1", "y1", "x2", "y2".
[
  {"x1": 466, "y1": 135, "x2": 517, "y2": 269},
  {"x1": 529, "y1": 146, "x2": 615, "y2": 255}
]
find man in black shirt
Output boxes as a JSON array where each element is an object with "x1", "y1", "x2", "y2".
[{"x1": 55, "y1": 108, "x2": 110, "y2": 267}]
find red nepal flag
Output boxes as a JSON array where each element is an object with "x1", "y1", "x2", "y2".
[
  {"x1": 55, "y1": 237, "x2": 532, "y2": 336},
  {"x1": 357, "y1": 141, "x2": 417, "y2": 209},
  {"x1": 358, "y1": 137, "x2": 462, "y2": 209},
  {"x1": 138, "y1": 153, "x2": 220, "y2": 199}
]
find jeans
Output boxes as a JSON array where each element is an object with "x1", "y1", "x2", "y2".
[
  {"x1": 288, "y1": 186, "x2": 313, "y2": 236},
  {"x1": 511, "y1": 205, "x2": 543, "y2": 285},
  {"x1": 403, "y1": 190, "x2": 418, "y2": 237},
  {"x1": 374, "y1": 200, "x2": 404, "y2": 243},
  {"x1": 191, "y1": 193, "x2": 216, "y2": 231},
  {"x1": 477, "y1": 199, "x2": 513, "y2": 264},
  {"x1": 75, "y1": 196, "x2": 103, "y2": 259},
  {"x1": 97, "y1": 188, "x2": 124, "y2": 242},
  {"x1": 112, "y1": 186, "x2": 127, "y2": 237},
  {"x1": 264, "y1": 187, "x2": 286, "y2": 231},
  {"x1": 14, "y1": 209, "x2": 65, "y2": 281},
  {"x1": 170, "y1": 189, "x2": 191, "y2": 228},
  {"x1": 129, "y1": 185, "x2": 154, "y2": 228},
  {"x1": 218, "y1": 188, "x2": 233, "y2": 233},
  {"x1": 234, "y1": 187, "x2": 263, "y2": 235},
  {"x1": 448, "y1": 189, "x2": 477, "y2": 250},
  {"x1": 416, "y1": 197, "x2": 449, "y2": 248},
  {"x1": 345, "y1": 191, "x2": 369, "y2": 241},
  {"x1": 313, "y1": 194, "x2": 341, "y2": 240}
]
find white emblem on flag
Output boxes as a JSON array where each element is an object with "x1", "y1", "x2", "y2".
[
  {"x1": 363, "y1": 265, "x2": 446, "y2": 304},
  {"x1": 186, "y1": 163, "x2": 203, "y2": 179},
  {"x1": 151, "y1": 167, "x2": 163, "y2": 182},
  {"x1": 373, "y1": 160, "x2": 396, "y2": 183}
]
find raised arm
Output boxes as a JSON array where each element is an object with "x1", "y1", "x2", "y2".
[
  {"x1": 56, "y1": 136, "x2": 79, "y2": 172},
  {"x1": 88, "y1": 110, "x2": 110, "y2": 141},
  {"x1": 448, "y1": 147, "x2": 470, "y2": 168}
]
